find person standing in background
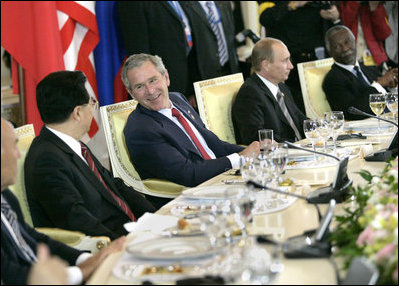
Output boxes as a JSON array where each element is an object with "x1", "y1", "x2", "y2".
[
  {"x1": 180, "y1": 1, "x2": 240, "y2": 80},
  {"x1": 384, "y1": 1, "x2": 398, "y2": 68},
  {"x1": 118, "y1": 2, "x2": 198, "y2": 108},
  {"x1": 339, "y1": 1, "x2": 391, "y2": 70},
  {"x1": 258, "y1": 1, "x2": 341, "y2": 114}
]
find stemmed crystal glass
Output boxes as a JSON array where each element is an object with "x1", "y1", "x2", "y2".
[
  {"x1": 385, "y1": 92, "x2": 398, "y2": 121},
  {"x1": 303, "y1": 119, "x2": 320, "y2": 160},
  {"x1": 270, "y1": 143, "x2": 288, "y2": 186},
  {"x1": 316, "y1": 117, "x2": 330, "y2": 153},
  {"x1": 369, "y1": 93, "x2": 386, "y2": 133},
  {"x1": 324, "y1": 111, "x2": 345, "y2": 155}
]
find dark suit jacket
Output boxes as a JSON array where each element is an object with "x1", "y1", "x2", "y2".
[
  {"x1": 1, "y1": 189, "x2": 83, "y2": 285},
  {"x1": 180, "y1": 1, "x2": 240, "y2": 79},
  {"x1": 232, "y1": 73, "x2": 307, "y2": 144},
  {"x1": 118, "y1": 2, "x2": 194, "y2": 96},
  {"x1": 322, "y1": 63, "x2": 382, "y2": 120},
  {"x1": 124, "y1": 92, "x2": 244, "y2": 189},
  {"x1": 24, "y1": 127, "x2": 155, "y2": 240}
]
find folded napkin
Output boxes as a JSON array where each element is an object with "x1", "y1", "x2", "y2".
[
  {"x1": 124, "y1": 212, "x2": 178, "y2": 234},
  {"x1": 359, "y1": 144, "x2": 374, "y2": 159}
]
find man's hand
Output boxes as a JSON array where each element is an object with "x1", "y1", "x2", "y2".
[
  {"x1": 28, "y1": 244, "x2": 68, "y2": 285},
  {"x1": 78, "y1": 236, "x2": 126, "y2": 282},
  {"x1": 320, "y1": 5, "x2": 340, "y2": 22},
  {"x1": 377, "y1": 67, "x2": 398, "y2": 88},
  {"x1": 238, "y1": 141, "x2": 260, "y2": 157}
]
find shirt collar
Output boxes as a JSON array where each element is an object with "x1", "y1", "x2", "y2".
[
  {"x1": 335, "y1": 60, "x2": 361, "y2": 73},
  {"x1": 256, "y1": 73, "x2": 280, "y2": 99},
  {"x1": 45, "y1": 126, "x2": 84, "y2": 160}
]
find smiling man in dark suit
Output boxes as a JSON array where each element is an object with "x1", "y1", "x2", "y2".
[
  {"x1": 232, "y1": 37, "x2": 307, "y2": 145},
  {"x1": 24, "y1": 71, "x2": 155, "y2": 240},
  {"x1": 121, "y1": 54, "x2": 259, "y2": 209}
]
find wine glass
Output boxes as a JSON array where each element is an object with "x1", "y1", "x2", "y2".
[
  {"x1": 316, "y1": 117, "x2": 330, "y2": 153},
  {"x1": 385, "y1": 92, "x2": 398, "y2": 121},
  {"x1": 303, "y1": 119, "x2": 320, "y2": 160},
  {"x1": 369, "y1": 93, "x2": 386, "y2": 133},
  {"x1": 270, "y1": 143, "x2": 288, "y2": 186},
  {"x1": 324, "y1": 111, "x2": 345, "y2": 155},
  {"x1": 239, "y1": 155, "x2": 257, "y2": 182}
]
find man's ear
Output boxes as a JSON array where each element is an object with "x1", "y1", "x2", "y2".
[
  {"x1": 71, "y1": 106, "x2": 82, "y2": 121},
  {"x1": 164, "y1": 69, "x2": 171, "y2": 87}
]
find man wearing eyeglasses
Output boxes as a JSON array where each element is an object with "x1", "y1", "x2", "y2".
[{"x1": 24, "y1": 71, "x2": 155, "y2": 240}]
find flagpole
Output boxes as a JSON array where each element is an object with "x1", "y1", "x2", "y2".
[{"x1": 17, "y1": 63, "x2": 26, "y2": 125}]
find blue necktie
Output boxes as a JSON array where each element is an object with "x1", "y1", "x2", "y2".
[
  {"x1": 1, "y1": 195, "x2": 37, "y2": 262},
  {"x1": 353, "y1": 66, "x2": 369, "y2": 86},
  {"x1": 206, "y1": 1, "x2": 228, "y2": 66}
]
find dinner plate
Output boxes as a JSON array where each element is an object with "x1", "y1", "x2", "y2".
[
  {"x1": 126, "y1": 236, "x2": 221, "y2": 260},
  {"x1": 181, "y1": 185, "x2": 245, "y2": 200}
]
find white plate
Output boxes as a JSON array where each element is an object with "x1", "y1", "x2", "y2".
[
  {"x1": 126, "y1": 236, "x2": 220, "y2": 260},
  {"x1": 113, "y1": 262, "x2": 191, "y2": 283},
  {"x1": 181, "y1": 185, "x2": 244, "y2": 200}
]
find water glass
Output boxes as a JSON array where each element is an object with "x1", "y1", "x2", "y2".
[
  {"x1": 386, "y1": 92, "x2": 398, "y2": 120},
  {"x1": 258, "y1": 129, "x2": 274, "y2": 155},
  {"x1": 324, "y1": 111, "x2": 344, "y2": 155},
  {"x1": 303, "y1": 119, "x2": 320, "y2": 160},
  {"x1": 271, "y1": 143, "x2": 288, "y2": 185},
  {"x1": 316, "y1": 118, "x2": 330, "y2": 153}
]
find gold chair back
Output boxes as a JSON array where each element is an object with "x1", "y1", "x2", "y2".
[
  {"x1": 9, "y1": 124, "x2": 35, "y2": 226},
  {"x1": 194, "y1": 73, "x2": 244, "y2": 144},
  {"x1": 297, "y1": 58, "x2": 334, "y2": 119},
  {"x1": 100, "y1": 100, "x2": 185, "y2": 198}
]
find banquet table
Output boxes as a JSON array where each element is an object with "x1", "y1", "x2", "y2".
[{"x1": 87, "y1": 118, "x2": 395, "y2": 285}]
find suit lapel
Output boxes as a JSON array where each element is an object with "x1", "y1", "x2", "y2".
[
  {"x1": 161, "y1": 1, "x2": 185, "y2": 24},
  {"x1": 138, "y1": 104, "x2": 202, "y2": 157},
  {"x1": 252, "y1": 74, "x2": 291, "y2": 126},
  {"x1": 188, "y1": 1, "x2": 213, "y2": 33},
  {"x1": 40, "y1": 128, "x2": 122, "y2": 209}
]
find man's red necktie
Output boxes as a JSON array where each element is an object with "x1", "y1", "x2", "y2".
[
  {"x1": 80, "y1": 142, "x2": 135, "y2": 221},
  {"x1": 171, "y1": 108, "x2": 211, "y2": 160}
]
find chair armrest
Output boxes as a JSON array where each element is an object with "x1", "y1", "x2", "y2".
[
  {"x1": 142, "y1": 178, "x2": 186, "y2": 197},
  {"x1": 35, "y1": 227, "x2": 110, "y2": 253}
]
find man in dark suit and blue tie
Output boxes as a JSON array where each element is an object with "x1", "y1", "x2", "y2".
[
  {"x1": 322, "y1": 25, "x2": 398, "y2": 120},
  {"x1": 121, "y1": 54, "x2": 259, "y2": 209},
  {"x1": 232, "y1": 37, "x2": 307, "y2": 145},
  {"x1": 24, "y1": 71, "x2": 155, "y2": 240}
]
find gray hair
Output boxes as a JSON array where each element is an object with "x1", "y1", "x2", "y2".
[
  {"x1": 121, "y1": 54, "x2": 166, "y2": 92},
  {"x1": 251, "y1": 38, "x2": 285, "y2": 72},
  {"x1": 325, "y1": 25, "x2": 355, "y2": 52}
]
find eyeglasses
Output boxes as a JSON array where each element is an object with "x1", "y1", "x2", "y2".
[{"x1": 86, "y1": 97, "x2": 99, "y2": 110}]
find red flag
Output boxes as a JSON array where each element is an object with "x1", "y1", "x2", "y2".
[
  {"x1": 1, "y1": 1, "x2": 100, "y2": 138},
  {"x1": 1, "y1": 1, "x2": 64, "y2": 134},
  {"x1": 56, "y1": 1, "x2": 99, "y2": 138}
]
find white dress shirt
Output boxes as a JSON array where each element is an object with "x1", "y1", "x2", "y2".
[{"x1": 158, "y1": 103, "x2": 240, "y2": 168}]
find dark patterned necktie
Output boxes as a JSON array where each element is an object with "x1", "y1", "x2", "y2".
[
  {"x1": 353, "y1": 66, "x2": 369, "y2": 86},
  {"x1": 172, "y1": 108, "x2": 211, "y2": 159},
  {"x1": 1, "y1": 195, "x2": 37, "y2": 262},
  {"x1": 277, "y1": 91, "x2": 302, "y2": 140},
  {"x1": 80, "y1": 143, "x2": 136, "y2": 221},
  {"x1": 206, "y1": 1, "x2": 228, "y2": 66}
]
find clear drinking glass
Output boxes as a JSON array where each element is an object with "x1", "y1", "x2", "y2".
[
  {"x1": 324, "y1": 111, "x2": 345, "y2": 155},
  {"x1": 316, "y1": 118, "x2": 330, "y2": 153},
  {"x1": 303, "y1": 119, "x2": 320, "y2": 160},
  {"x1": 271, "y1": 143, "x2": 288, "y2": 185},
  {"x1": 258, "y1": 129, "x2": 274, "y2": 155},
  {"x1": 369, "y1": 93, "x2": 386, "y2": 133},
  {"x1": 386, "y1": 92, "x2": 398, "y2": 121}
]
